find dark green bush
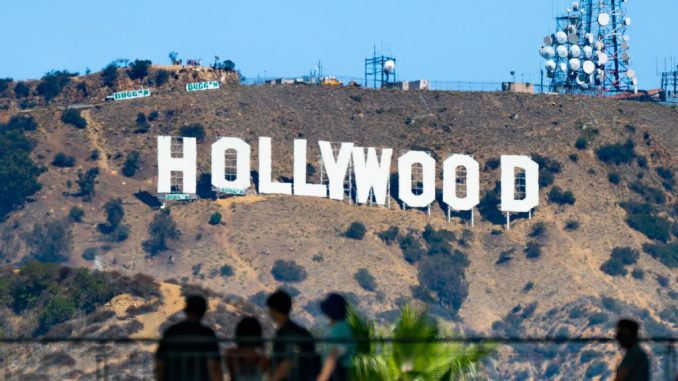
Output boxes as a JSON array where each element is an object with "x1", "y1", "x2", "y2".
[
  {"x1": 76, "y1": 168, "x2": 99, "y2": 202},
  {"x1": 596, "y1": 139, "x2": 636, "y2": 165},
  {"x1": 0, "y1": 77, "x2": 11, "y2": 94},
  {"x1": 564, "y1": 220, "x2": 579, "y2": 231},
  {"x1": 101, "y1": 63, "x2": 118, "y2": 88},
  {"x1": 611, "y1": 247, "x2": 639, "y2": 265},
  {"x1": 354, "y1": 268, "x2": 377, "y2": 291},
  {"x1": 127, "y1": 59, "x2": 152, "y2": 80},
  {"x1": 547, "y1": 186, "x2": 576, "y2": 205},
  {"x1": 52, "y1": 152, "x2": 76, "y2": 167},
  {"x1": 378, "y1": 226, "x2": 399, "y2": 244},
  {"x1": 208, "y1": 212, "x2": 222, "y2": 225},
  {"x1": 148, "y1": 111, "x2": 159, "y2": 121},
  {"x1": 608, "y1": 172, "x2": 621, "y2": 185},
  {"x1": 155, "y1": 69, "x2": 170, "y2": 86},
  {"x1": 417, "y1": 250, "x2": 469, "y2": 316},
  {"x1": 588, "y1": 312, "x2": 608, "y2": 326},
  {"x1": 25, "y1": 220, "x2": 72, "y2": 263},
  {"x1": 13, "y1": 81, "x2": 30, "y2": 98},
  {"x1": 219, "y1": 264, "x2": 234, "y2": 277},
  {"x1": 142, "y1": 212, "x2": 181, "y2": 256},
  {"x1": 529, "y1": 222, "x2": 547, "y2": 238},
  {"x1": 636, "y1": 155, "x2": 648, "y2": 168},
  {"x1": 524, "y1": 241, "x2": 542, "y2": 259},
  {"x1": 345, "y1": 222, "x2": 366, "y2": 240},
  {"x1": 179, "y1": 123, "x2": 206, "y2": 142},
  {"x1": 271, "y1": 260, "x2": 307, "y2": 282},
  {"x1": 601, "y1": 257, "x2": 627, "y2": 276},
  {"x1": 642, "y1": 243, "x2": 678, "y2": 269},
  {"x1": 82, "y1": 247, "x2": 98, "y2": 261},
  {"x1": 104, "y1": 198, "x2": 124, "y2": 229},
  {"x1": 61, "y1": 109, "x2": 87, "y2": 129},
  {"x1": 122, "y1": 151, "x2": 140, "y2": 177},
  {"x1": 656, "y1": 167, "x2": 674, "y2": 182},
  {"x1": 631, "y1": 268, "x2": 645, "y2": 280},
  {"x1": 628, "y1": 181, "x2": 665, "y2": 205},
  {"x1": 575, "y1": 137, "x2": 588, "y2": 150},
  {"x1": 620, "y1": 202, "x2": 670, "y2": 243},
  {"x1": 399, "y1": 233, "x2": 426, "y2": 264},
  {"x1": 37, "y1": 70, "x2": 77, "y2": 102},
  {"x1": 69, "y1": 206, "x2": 84, "y2": 222}
]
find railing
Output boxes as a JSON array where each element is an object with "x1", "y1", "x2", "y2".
[{"x1": 0, "y1": 336, "x2": 675, "y2": 380}]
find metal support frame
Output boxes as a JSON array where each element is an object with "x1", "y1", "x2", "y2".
[
  {"x1": 319, "y1": 143, "x2": 353, "y2": 204},
  {"x1": 365, "y1": 47, "x2": 396, "y2": 89}
]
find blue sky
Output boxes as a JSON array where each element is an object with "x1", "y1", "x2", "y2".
[{"x1": 1, "y1": 0, "x2": 676, "y2": 88}]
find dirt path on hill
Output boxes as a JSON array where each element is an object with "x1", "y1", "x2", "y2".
[{"x1": 81, "y1": 109, "x2": 111, "y2": 172}]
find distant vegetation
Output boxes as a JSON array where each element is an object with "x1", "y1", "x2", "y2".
[
  {"x1": 37, "y1": 70, "x2": 77, "y2": 102},
  {"x1": 354, "y1": 268, "x2": 377, "y2": 292},
  {"x1": 377, "y1": 226, "x2": 399, "y2": 244},
  {"x1": 345, "y1": 222, "x2": 366, "y2": 240},
  {"x1": 25, "y1": 219, "x2": 72, "y2": 263},
  {"x1": 52, "y1": 152, "x2": 76, "y2": 168},
  {"x1": 620, "y1": 201, "x2": 671, "y2": 243},
  {"x1": 61, "y1": 109, "x2": 87, "y2": 129},
  {"x1": 68, "y1": 206, "x2": 84, "y2": 223},
  {"x1": 575, "y1": 126, "x2": 599, "y2": 150},
  {"x1": 271, "y1": 259, "x2": 307, "y2": 283},
  {"x1": 76, "y1": 168, "x2": 99, "y2": 202},
  {"x1": 122, "y1": 151, "x2": 141, "y2": 177},
  {"x1": 179, "y1": 123, "x2": 206, "y2": 142},
  {"x1": 208, "y1": 212, "x2": 222, "y2": 225},
  {"x1": 596, "y1": 139, "x2": 636, "y2": 165},
  {"x1": 547, "y1": 186, "x2": 576, "y2": 206},
  {"x1": 600, "y1": 247, "x2": 639, "y2": 276},
  {"x1": 101, "y1": 63, "x2": 119, "y2": 88},
  {"x1": 13, "y1": 81, "x2": 30, "y2": 98},
  {"x1": 642, "y1": 242, "x2": 678, "y2": 269},
  {"x1": 142, "y1": 211, "x2": 181, "y2": 256},
  {"x1": 127, "y1": 59, "x2": 152, "y2": 80}
]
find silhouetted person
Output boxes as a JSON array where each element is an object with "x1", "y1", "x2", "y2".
[
  {"x1": 225, "y1": 316, "x2": 269, "y2": 381},
  {"x1": 267, "y1": 290, "x2": 319, "y2": 381},
  {"x1": 317, "y1": 293, "x2": 354, "y2": 381},
  {"x1": 155, "y1": 295, "x2": 223, "y2": 381},
  {"x1": 615, "y1": 319, "x2": 650, "y2": 381}
]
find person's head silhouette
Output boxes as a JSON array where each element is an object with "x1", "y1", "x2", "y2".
[
  {"x1": 266, "y1": 290, "x2": 292, "y2": 327},
  {"x1": 616, "y1": 319, "x2": 640, "y2": 349},
  {"x1": 235, "y1": 317, "x2": 263, "y2": 348},
  {"x1": 184, "y1": 295, "x2": 208, "y2": 322},
  {"x1": 320, "y1": 293, "x2": 348, "y2": 322}
]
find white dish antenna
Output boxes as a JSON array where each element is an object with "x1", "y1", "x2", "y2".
[
  {"x1": 598, "y1": 13, "x2": 610, "y2": 26},
  {"x1": 597, "y1": 52, "x2": 609, "y2": 65},
  {"x1": 569, "y1": 58, "x2": 581, "y2": 71},
  {"x1": 540, "y1": 46, "x2": 556, "y2": 59},
  {"x1": 622, "y1": 52, "x2": 631, "y2": 63},
  {"x1": 544, "y1": 35, "x2": 554, "y2": 45},
  {"x1": 583, "y1": 60, "x2": 596, "y2": 74},
  {"x1": 570, "y1": 45, "x2": 581, "y2": 57},
  {"x1": 624, "y1": 17, "x2": 632, "y2": 26},
  {"x1": 545, "y1": 60, "x2": 557, "y2": 72},
  {"x1": 621, "y1": 41, "x2": 630, "y2": 50},
  {"x1": 585, "y1": 33, "x2": 595, "y2": 45},
  {"x1": 383, "y1": 60, "x2": 396, "y2": 73},
  {"x1": 583, "y1": 46, "x2": 593, "y2": 59},
  {"x1": 595, "y1": 40, "x2": 605, "y2": 51},
  {"x1": 560, "y1": 62, "x2": 568, "y2": 72},
  {"x1": 572, "y1": 1, "x2": 580, "y2": 10},
  {"x1": 576, "y1": 74, "x2": 590, "y2": 88},
  {"x1": 623, "y1": 35, "x2": 631, "y2": 42},
  {"x1": 627, "y1": 69, "x2": 636, "y2": 78},
  {"x1": 567, "y1": 33, "x2": 579, "y2": 44},
  {"x1": 555, "y1": 31, "x2": 568, "y2": 44},
  {"x1": 632, "y1": 77, "x2": 638, "y2": 86},
  {"x1": 557, "y1": 45, "x2": 568, "y2": 58}
]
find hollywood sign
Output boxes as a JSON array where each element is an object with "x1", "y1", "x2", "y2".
[{"x1": 157, "y1": 136, "x2": 539, "y2": 213}]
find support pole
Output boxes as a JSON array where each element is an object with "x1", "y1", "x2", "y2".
[{"x1": 506, "y1": 212, "x2": 511, "y2": 230}]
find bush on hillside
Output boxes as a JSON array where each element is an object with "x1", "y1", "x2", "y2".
[
  {"x1": 628, "y1": 181, "x2": 665, "y2": 205},
  {"x1": 271, "y1": 260, "x2": 307, "y2": 283},
  {"x1": 354, "y1": 268, "x2": 377, "y2": 292},
  {"x1": 564, "y1": 220, "x2": 580, "y2": 231},
  {"x1": 548, "y1": 186, "x2": 576, "y2": 206},
  {"x1": 25, "y1": 220, "x2": 72, "y2": 263},
  {"x1": 82, "y1": 247, "x2": 98, "y2": 261},
  {"x1": 417, "y1": 250, "x2": 469, "y2": 316},
  {"x1": 101, "y1": 63, "x2": 118, "y2": 88},
  {"x1": 524, "y1": 241, "x2": 542, "y2": 259},
  {"x1": 378, "y1": 226, "x2": 399, "y2": 244},
  {"x1": 208, "y1": 212, "x2": 222, "y2": 225},
  {"x1": 52, "y1": 152, "x2": 76, "y2": 168},
  {"x1": 179, "y1": 123, "x2": 206, "y2": 142},
  {"x1": 0, "y1": 78, "x2": 12, "y2": 94},
  {"x1": 76, "y1": 168, "x2": 99, "y2": 202},
  {"x1": 103, "y1": 198, "x2": 124, "y2": 229},
  {"x1": 142, "y1": 211, "x2": 181, "y2": 256},
  {"x1": 37, "y1": 70, "x2": 77, "y2": 102},
  {"x1": 620, "y1": 201, "x2": 670, "y2": 243},
  {"x1": 127, "y1": 59, "x2": 152, "y2": 80},
  {"x1": 13, "y1": 81, "x2": 30, "y2": 98},
  {"x1": 608, "y1": 172, "x2": 621, "y2": 185},
  {"x1": 611, "y1": 247, "x2": 639, "y2": 265},
  {"x1": 345, "y1": 222, "x2": 366, "y2": 240},
  {"x1": 596, "y1": 139, "x2": 636, "y2": 165},
  {"x1": 155, "y1": 69, "x2": 170, "y2": 86},
  {"x1": 61, "y1": 109, "x2": 87, "y2": 129},
  {"x1": 529, "y1": 222, "x2": 547, "y2": 238},
  {"x1": 399, "y1": 233, "x2": 426, "y2": 264},
  {"x1": 122, "y1": 151, "x2": 141, "y2": 177},
  {"x1": 642, "y1": 242, "x2": 678, "y2": 269},
  {"x1": 68, "y1": 206, "x2": 84, "y2": 223}
]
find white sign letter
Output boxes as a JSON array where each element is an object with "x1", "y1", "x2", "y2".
[
  {"x1": 258, "y1": 137, "x2": 292, "y2": 195},
  {"x1": 501, "y1": 155, "x2": 539, "y2": 212},
  {"x1": 352, "y1": 147, "x2": 392, "y2": 205},
  {"x1": 319, "y1": 141, "x2": 354, "y2": 200},
  {"x1": 293, "y1": 139, "x2": 327, "y2": 197},
  {"x1": 211, "y1": 137, "x2": 250, "y2": 191},
  {"x1": 442, "y1": 154, "x2": 480, "y2": 211},
  {"x1": 398, "y1": 151, "x2": 436, "y2": 208},
  {"x1": 157, "y1": 136, "x2": 197, "y2": 194}
]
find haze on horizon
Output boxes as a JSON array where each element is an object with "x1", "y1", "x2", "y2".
[{"x1": 1, "y1": 0, "x2": 677, "y2": 88}]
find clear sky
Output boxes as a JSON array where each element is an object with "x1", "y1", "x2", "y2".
[{"x1": 1, "y1": 0, "x2": 676, "y2": 88}]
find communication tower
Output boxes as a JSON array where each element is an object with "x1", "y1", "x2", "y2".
[
  {"x1": 365, "y1": 46, "x2": 397, "y2": 89},
  {"x1": 539, "y1": 0, "x2": 637, "y2": 96}
]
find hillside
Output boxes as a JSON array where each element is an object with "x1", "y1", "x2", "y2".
[{"x1": 0, "y1": 66, "x2": 676, "y2": 377}]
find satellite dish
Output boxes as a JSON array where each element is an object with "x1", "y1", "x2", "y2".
[
  {"x1": 544, "y1": 35, "x2": 554, "y2": 45},
  {"x1": 540, "y1": 46, "x2": 556, "y2": 59},
  {"x1": 622, "y1": 52, "x2": 631, "y2": 62},
  {"x1": 545, "y1": 60, "x2": 557, "y2": 72},
  {"x1": 583, "y1": 46, "x2": 593, "y2": 59},
  {"x1": 576, "y1": 73, "x2": 590, "y2": 88},
  {"x1": 555, "y1": 31, "x2": 568, "y2": 44},
  {"x1": 583, "y1": 60, "x2": 596, "y2": 74},
  {"x1": 596, "y1": 40, "x2": 605, "y2": 51},
  {"x1": 627, "y1": 69, "x2": 636, "y2": 78},
  {"x1": 383, "y1": 60, "x2": 396, "y2": 73},
  {"x1": 623, "y1": 35, "x2": 631, "y2": 42},
  {"x1": 560, "y1": 62, "x2": 568, "y2": 72},
  {"x1": 585, "y1": 33, "x2": 595, "y2": 45},
  {"x1": 597, "y1": 52, "x2": 609, "y2": 65},
  {"x1": 621, "y1": 41, "x2": 630, "y2": 50},
  {"x1": 570, "y1": 45, "x2": 581, "y2": 57},
  {"x1": 632, "y1": 77, "x2": 638, "y2": 86},
  {"x1": 598, "y1": 13, "x2": 610, "y2": 26},
  {"x1": 572, "y1": 1, "x2": 580, "y2": 10},
  {"x1": 569, "y1": 58, "x2": 581, "y2": 71},
  {"x1": 624, "y1": 17, "x2": 632, "y2": 25},
  {"x1": 568, "y1": 33, "x2": 579, "y2": 44},
  {"x1": 597, "y1": 69, "x2": 605, "y2": 82},
  {"x1": 557, "y1": 45, "x2": 569, "y2": 58}
]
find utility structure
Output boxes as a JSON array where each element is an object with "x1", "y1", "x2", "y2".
[
  {"x1": 539, "y1": 0, "x2": 637, "y2": 96},
  {"x1": 365, "y1": 47, "x2": 397, "y2": 89},
  {"x1": 659, "y1": 63, "x2": 678, "y2": 103}
]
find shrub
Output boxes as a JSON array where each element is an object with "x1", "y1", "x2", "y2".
[
  {"x1": 61, "y1": 109, "x2": 87, "y2": 129},
  {"x1": 179, "y1": 123, "x2": 206, "y2": 142},
  {"x1": 399, "y1": 233, "x2": 426, "y2": 264},
  {"x1": 52, "y1": 152, "x2": 76, "y2": 167},
  {"x1": 111, "y1": 224, "x2": 130, "y2": 242},
  {"x1": 208, "y1": 212, "x2": 222, "y2": 225},
  {"x1": 127, "y1": 59, "x2": 152, "y2": 80},
  {"x1": 485, "y1": 158, "x2": 500, "y2": 170},
  {"x1": 564, "y1": 220, "x2": 579, "y2": 231},
  {"x1": 601, "y1": 258, "x2": 627, "y2": 276},
  {"x1": 656, "y1": 275, "x2": 669, "y2": 287},
  {"x1": 611, "y1": 247, "x2": 639, "y2": 265},
  {"x1": 148, "y1": 111, "x2": 160, "y2": 121},
  {"x1": 378, "y1": 226, "x2": 399, "y2": 244},
  {"x1": 155, "y1": 69, "x2": 170, "y2": 86},
  {"x1": 478, "y1": 186, "x2": 505, "y2": 225},
  {"x1": 656, "y1": 167, "x2": 674, "y2": 182},
  {"x1": 642, "y1": 243, "x2": 678, "y2": 269},
  {"x1": 37, "y1": 70, "x2": 77, "y2": 102},
  {"x1": 76, "y1": 168, "x2": 99, "y2": 201},
  {"x1": 547, "y1": 186, "x2": 576, "y2": 205},
  {"x1": 354, "y1": 268, "x2": 377, "y2": 291},
  {"x1": 532, "y1": 154, "x2": 562, "y2": 174},
  {"x1": 271, "y1": 260, "x2": 307, "y2": 282},
  {"x1": 0, "y1": 77, "x2": 11, "y2": 94},
  {"x1": 575, "y1": 137, "x2": 588, "y2": 150},
  {"x1": 417, "y1": 250, "x2": 469, "y2": 316},
  {"x1": 142, "y1": 211, "x2": 181, "y2": 256},
  {"x1": 82, "y1": 247, "x2": 98, "y2": 261},
  {"x1": 68, "y1": 206, "x2": 84, "y2": 222},
  {"x1": 524, "y1": 241, "x2": 542, "y2": 259},
  {"x1": 539, "y1": 171, "x2": 555, "y2": 187},
  {"x1": 13, "y1": 81, "x2": 30, "y2": 98},
  {"x1": 25, "y1": 220, "x2": 72, "y2": 263},
  {"x1": 496, "y1": 249, "x2": 514, "y2": 265},
  {"x1": 219, "y1": 264, "x2": 234, "y2": 277},
  {"x1": 629, "y1": 181, "x2": 665, "y2": 205},
  {"x1": 585, "y1": 362, "x2": 608, "y2": 378},
  {"x1": 529, "y1": 222, "x2": 547, "y2": 238},
  {"x1": 588, "y1": 312, "x2": 608, "y2": 326},
  {"x1": 620, "y1": 202, "x2": 670, "y2": 243},
  {"x1": 349, "y1": 95, "x2": 362, "y2": 102},
  {"x1": 104, "y1": 198, "x2": 124, "y2": 228},
  {"x1": 345, "y1": 222, "x2": 366, "y2": 240},
  {"x1": 135, "y1": 112, "x2": 147, "y2": 126},
  {"x1": 596, "y1": 139, "x2": 636, "y2": 165},
  {"x1": 569, "y1": 153, "x2": 579, "y2": 162},
  {"x1": 101, "y1": 63, "x2": 118, "y2": 88},
  {"x1": 608, "y1": 172, "x2": 621, "y2": 185},
  {"x1": 631, "y1": 268, "x2": 645, "y2": 280},
  {"x1": 122, "y1": 151, "x2": 140, "y2": 177},
  {"x1": 38, "y1": 295, "x2": 76, "y2": 333}
]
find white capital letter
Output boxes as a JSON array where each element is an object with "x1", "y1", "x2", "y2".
[
  {"x1": 319, "y1": 141, "x2": 354, "y2": 200},
  {"x1": 352, "y1": 147, "x2": 392, "y2": 205},
  {"x1": 293, "y1": 139, "x2": 327, "y2": 197},
  {"x1": 157, "y1": 136, "x2": 196, "y2": 194},
  {"x1": 211, "y1": 137, "x2": 250, "y2": 191},
  {"x1": 501, "y1": 155, "x2": 539, "y2": 212},
  {"x1": 442, "y1": 154, "x2": 480, "y2": 211},
  {"x1": 258, "y1": 137, "x2": 292, "y2": 195},
  {"x1": 398, "y1": 151, "x2": 436, "y2": 208}
]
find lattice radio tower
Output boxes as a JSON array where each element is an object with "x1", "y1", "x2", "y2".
[{"x1": 539, "y1": 0, "x2": 637, "y2": 96}]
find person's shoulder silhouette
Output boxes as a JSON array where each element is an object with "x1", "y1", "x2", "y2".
[{"x1": 615, "y1": 319, "x2": 650, "y2": 381}]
